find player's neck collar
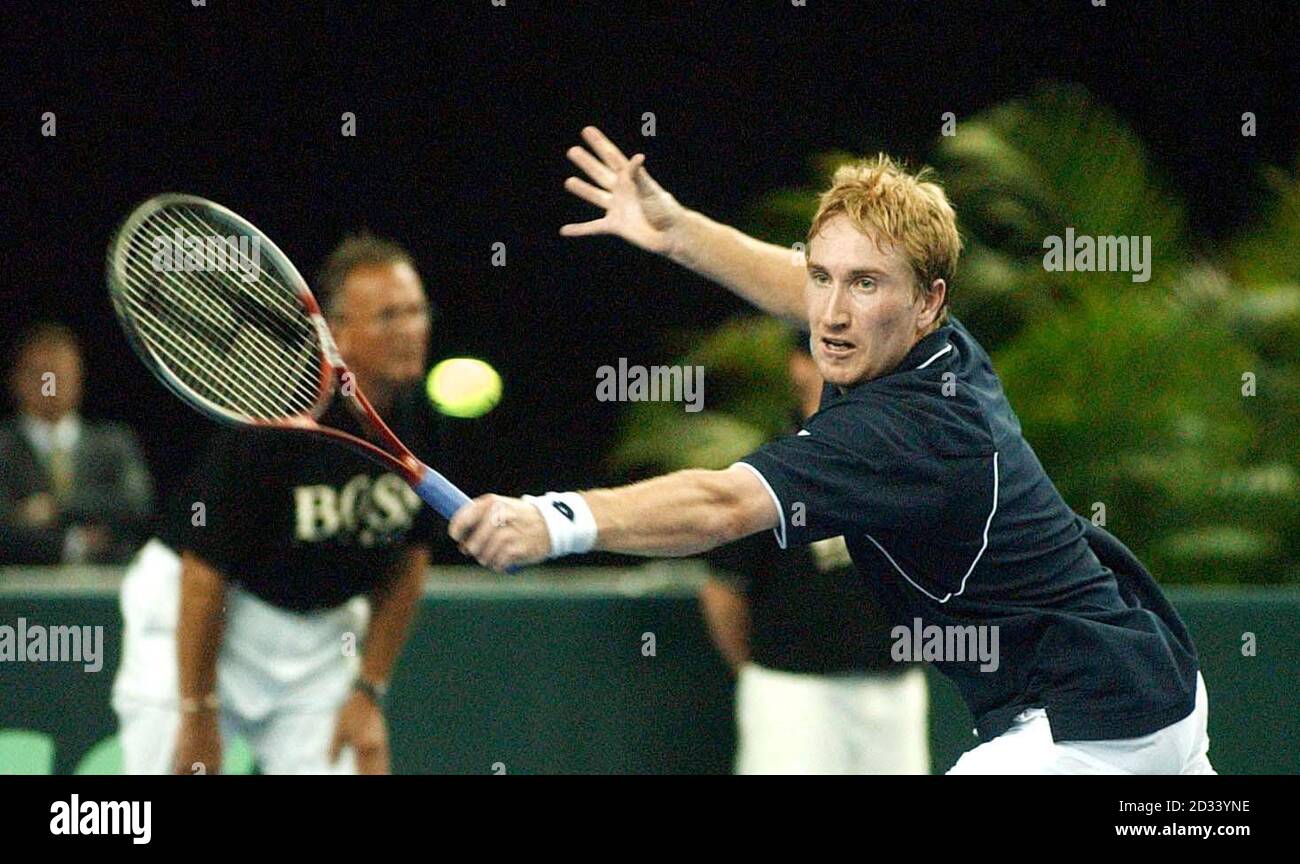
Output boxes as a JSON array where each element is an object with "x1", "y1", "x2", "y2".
[{"x1": 828, "y1": 324, "x2": 955, "y2": 400}]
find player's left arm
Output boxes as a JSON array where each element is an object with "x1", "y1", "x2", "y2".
[
  {"x1": 449, "y1": 466, "x2": 778, "y2": 572},
  {"x1": 329, "y1": 544, "x2": 429, "y2": 774}
]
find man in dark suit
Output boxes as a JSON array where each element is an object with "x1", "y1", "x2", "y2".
[{"x1": 1, "y1": 323, "x2": 153, "y2": 564}]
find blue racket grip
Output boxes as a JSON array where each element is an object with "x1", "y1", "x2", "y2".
[
  {"x1": 413, "y1": 466, "x2": 520, "y2": 574},
  {"x1": 413, "y1": 466, "x2": 472, "y2": 521}
]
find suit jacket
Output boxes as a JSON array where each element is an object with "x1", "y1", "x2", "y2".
[{"x1": 0, "y1": 416, "x2": 154, "y2": 564}]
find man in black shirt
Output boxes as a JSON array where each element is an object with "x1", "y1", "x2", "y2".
[
  {"x1": 451, "y1": 128, "x2": 1213, "y2": 774},
  {"x1": 112, "y1": 234, "x2": 442, "y2": 774},
  {"x1": 701, "y1": 338, "x2": 929, "y2": 774}
]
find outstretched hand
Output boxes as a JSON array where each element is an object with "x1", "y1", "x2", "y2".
[{"x1": 561, "y1": 126, "x2": 686, "y2": 255}]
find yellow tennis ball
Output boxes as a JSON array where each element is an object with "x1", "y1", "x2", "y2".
[{"x1": 427, "y1": 357, "x2": 502, "y2": 418}]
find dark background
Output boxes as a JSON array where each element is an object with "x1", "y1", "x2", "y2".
[{"x1": 2, "y1": 0, "x2": 1297, "y2": 518}]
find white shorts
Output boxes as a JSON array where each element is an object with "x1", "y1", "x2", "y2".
[
  {"x1": 735, "y1": 663, "x2": 930, "y2": 774},
  {"x1": 111, "y1": 539, "x2": 369, "y2": 774},
  {"x1": 947, "y1": 672, "x2": 1216, "y2": 775}
]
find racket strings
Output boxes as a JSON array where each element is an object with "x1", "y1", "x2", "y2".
[
  {"x1": 159, "y1": 207, "x2": 313, "y2": 353},
  {"x1": 116, "y1": 264, "x2": 300, "y2": 421},
  {"x1": 127, "y1": 264, "x2": 319, "y2": 419},
  {"x1": 117, "y1": 226, "x2": 318, "y2": 419},
  {"x1": 122, "y1": 316, "x2": 282, "y2": 422},
  {"x1": 118, "y1": 283, "x2": 310, "y2": 423},
  {"x1": 165, "y1": 207, "x2": 308, "y2": 331},
  {"x1": 114, "y1": 203, "x2": 325, "y2": 421},
  {"x1": 156, "y1": 207, "x2": 321, "y2": 404}
]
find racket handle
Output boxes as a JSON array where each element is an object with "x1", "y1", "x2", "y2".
[
  {"x1": 413, "y1": 466, "x2": 473, "y2": 521},
  {"x1": 412, "y1": 465, "x2": 520, "y2": 574},
  {"x1": 413, "y1": 465, "x2": 520, "y2": 571}
]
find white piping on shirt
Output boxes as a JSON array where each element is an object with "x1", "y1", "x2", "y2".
[
  {"x1": 734, "y1": 339, "x2": 967, "y2": 566},
  {"x1": 864, "y1": 451, "x2": 1000, "y2": 604},
  {"x1": 730, "y1": 462, "x2": 787, "y2": 550},
  {"x1": 916, "y1": 343, "x2": 953, "y2": 369}
]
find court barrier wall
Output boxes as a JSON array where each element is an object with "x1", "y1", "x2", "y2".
[{"x1": 1, "y1": 565, "x2": 1296, "y2": 774}]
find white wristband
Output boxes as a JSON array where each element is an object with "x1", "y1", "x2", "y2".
[{"x1": 522, "y1": 492, "x2": 597, "y2": 558}]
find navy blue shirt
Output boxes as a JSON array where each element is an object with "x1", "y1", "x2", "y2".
[{"x1": 739, "y1": 317, "x2": 1198, "y2": 742}]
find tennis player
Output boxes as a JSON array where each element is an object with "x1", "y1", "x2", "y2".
[
  {"x1": 112, "y1": 233, "x2": 441, "y2": 775},
  {"x1": 450, "y1": 128, "x2": 1214, "y2": 774}
]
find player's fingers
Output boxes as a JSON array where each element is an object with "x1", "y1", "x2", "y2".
[
  {"x1": 628, "y1": 154, "x2": 661, "y2": 197},
  {"x1": 565, "y1": 145, "x2": 617, "y2": 189},
  {"x1": 448, "y1": 509, "x2": 470, "y2": 544},
  {"x1": 581, "y1": 125, "x2": 630, "y2": 170},
  {"x1": 462, "y1": 501, "x2": 504, "y2": 560},
  {"x1": 486, "y1": 547, "x2": 516, "y2": 573},
  {"x1": 504, "y1": 541, "x2": 532, "y2": 572},
  {"x1": 564, "y1": 175, "x2": 613, "y2": 209},
  {"x1": 481, "y1": 528, "x2": 519, "y2": 572},
  {"x1": 448, "y1": 495, "x2": 491, "y2": 543},
  {"x1": 559, "y1": 218, "x2": 611, "y2": 237}
]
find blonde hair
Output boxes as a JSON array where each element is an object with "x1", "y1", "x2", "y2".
[{"x1": 808, "y1": 154, "x2": 962, "y2": 323}]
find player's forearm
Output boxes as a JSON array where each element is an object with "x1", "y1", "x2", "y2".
[
  {"x1": 452, "y1": 468, "x2": 775, "y2": 571},
  {"x1": 361, "y1": 547, "x2": 428, "y2": 685},
  {"x1": 667, "y1": 209, "x2": 807, "y2": 322},
  {"x1": 176, "y1": 552, "x2": 226, "y2": 702},
  {"x1": 584, "y1": 469, "x2": 761, "y2": 557}
]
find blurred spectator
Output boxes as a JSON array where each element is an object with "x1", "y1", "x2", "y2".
[
  {"x1": 700, "y1": 338, "x2": 930, "y2": 774},
  {"x1": 0, "y1": 323, "x2": 153, "y2": 564}
]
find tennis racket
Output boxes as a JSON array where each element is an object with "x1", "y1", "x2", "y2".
[{"x1": 105, "y1": 193, "x2": 472, "y2": 521}]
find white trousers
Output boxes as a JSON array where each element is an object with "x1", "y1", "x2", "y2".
[
  {"x1": 111, "y1": 540, "x2": 368, "y2": 774},
  {"x1": 947, "y1": 672, "x2": 1216, "y2": 775},
  {"x1": 735, "y1": 663, "x2": 930, "y2": 774}
]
